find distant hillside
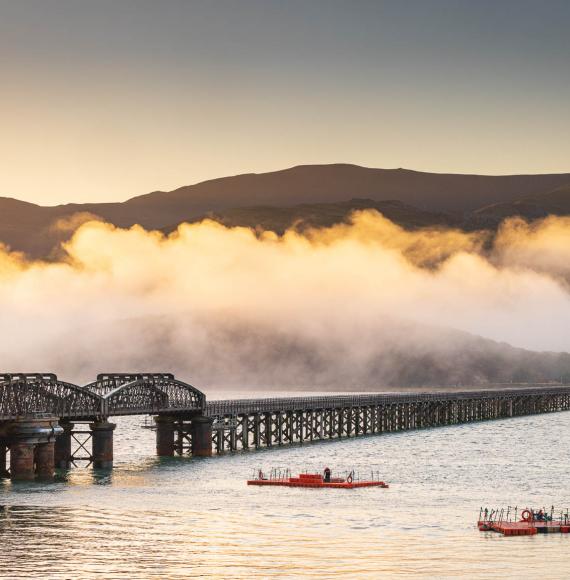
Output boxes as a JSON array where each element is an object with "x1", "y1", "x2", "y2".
[
  {"x1": 164, "y1": 198, "x2": 460, "y2": 235},
  {"x1": 116, "y1": 313, "x2": 570, "y2": 388},
  {"x1": 1, "y1": 163, "x2": 570, "y2": 258},
  {"x1": 125, "y1": 164, "x2": 570, "y2": 221},
  {"x1": 472, "y1": 184, "x2": 570, "y2": 226},
  {"x1": 0, "y1": 198, "x2": 102, "y2": 258}
]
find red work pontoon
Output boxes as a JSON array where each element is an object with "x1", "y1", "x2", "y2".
[{"x1": 248, "y1": 468, "x2": 389, "y2": 489}]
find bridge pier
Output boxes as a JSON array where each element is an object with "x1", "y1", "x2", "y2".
[
  {"x1": 0, "y1": 417, "x2": 62, "y2": 481},
  {"x1": 155, "y1": 415, "x2": 176, "y2": 457},
  {"x1": 54, "y1": 420, "x2": 74, "y2": 469},
  {"x1": 154, "y1": 415, "x2": 213, "y2": 457},
  {"x1": 191, "y1": 416, "x2": 213, "y2": 457},
  {"x1": 90, "y1": 420, "x2": 116, "y2": 469}
]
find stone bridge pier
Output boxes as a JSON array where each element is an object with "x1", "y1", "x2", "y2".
[{"x1": 0, "y1": 416, "x2": 62, "y2": 480}]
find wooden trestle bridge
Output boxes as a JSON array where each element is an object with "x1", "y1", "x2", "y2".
[{"x1": 1, "y1": 372, "x2": 570, "y2": 481}]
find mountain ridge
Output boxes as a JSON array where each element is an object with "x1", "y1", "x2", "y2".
[
  {"x1": 120, "y1": 163, "x2": 570, "y2": 218},
  {"x1": 2, "y1": 163, "x2": 570, "y2": 258}
]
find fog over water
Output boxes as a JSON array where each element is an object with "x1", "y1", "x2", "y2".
[{"x1": 1, "y1": 211, "x2": 570, "y2": 387}]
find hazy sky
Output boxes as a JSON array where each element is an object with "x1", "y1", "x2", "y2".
[{"x1": 1, "y1": 0, "x2": 569, "y2": 205}]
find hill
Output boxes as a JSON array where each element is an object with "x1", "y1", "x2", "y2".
[
  {"x1": 124, "y1": 163, "x2": 570, "y2": 221},
  {"x1": 118, "y1": 313, "x2": 570, "y2": 388},
  {"x1": 163, "y1": 198, "x2": 460, "y2": 235},
  {"x1": 2, "y1": 163, "x2": 570, "y2": 258},
  {"x1": 472, "y1": 184, "x2": 570, "y2": 226}
]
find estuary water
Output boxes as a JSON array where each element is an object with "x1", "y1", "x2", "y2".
[{"x1": 1, "y1": 401, "x2": 570, "y2": 579}]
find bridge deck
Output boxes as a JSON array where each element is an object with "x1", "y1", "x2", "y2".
[{"x1": 205, "y1": 386, "x2": 570, "y2": 417}]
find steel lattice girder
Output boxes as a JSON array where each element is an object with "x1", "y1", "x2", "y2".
[
  {"x1": 0, "y1": 372, "x2": 206, "y2": 421},
  {"x1": 0, "y1": 373, "x2": 101, "y2": 421}
]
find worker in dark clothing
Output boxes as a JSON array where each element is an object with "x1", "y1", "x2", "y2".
[{"x1": 323, "y1": 467, "x2": 331, "y2": 483}]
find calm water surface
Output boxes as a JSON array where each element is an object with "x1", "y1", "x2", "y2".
[{"x1": 1, "y1": 400, "x2": 570, "y2": 579}]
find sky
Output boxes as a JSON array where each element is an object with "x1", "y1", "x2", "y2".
[{"x1": 1, "y1": 0, "x2": 569, "y2": 205}]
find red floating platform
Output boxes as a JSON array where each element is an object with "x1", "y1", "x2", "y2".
[
  {"x1": 248, "y1": 472, "x2": 389, "y2": 489},
  {"x1": 479, "y1": 521, "x2": 570, "y2": 536}
]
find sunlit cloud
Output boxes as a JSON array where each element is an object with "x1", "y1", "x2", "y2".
[{"x1": 1, "y1": 211, "x2": 570, "y2": 387}]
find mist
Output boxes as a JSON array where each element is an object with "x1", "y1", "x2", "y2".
[{"x1": 1, "y1": 211, "x2": 570, "y2": 391}]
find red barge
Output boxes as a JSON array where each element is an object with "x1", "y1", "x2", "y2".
[
  {"x1": 478, "y1": 507, "x2": 570, "y2": 536},
  {"x1": 248, "y1": 469, "x2": 389, "y2": 489}
]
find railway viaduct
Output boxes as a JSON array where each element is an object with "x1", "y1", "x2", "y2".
[{"x1": 1, "y1": 373, "x2": 570, "y2": 481}]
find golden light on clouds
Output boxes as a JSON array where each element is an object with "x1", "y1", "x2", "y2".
[{"x1": 1, "y1": 211, "x2": 570, "y2": 385}]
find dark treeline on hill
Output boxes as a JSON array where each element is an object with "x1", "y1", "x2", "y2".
[{"x1": 1, "y1": 163, "x2": 570, "y2": 259}]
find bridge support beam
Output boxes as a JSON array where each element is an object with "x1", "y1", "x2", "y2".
[
  {"x1": 191, "y1": 416, "x2": 213, "y2": 457},
  {"x1": 90, "y1": 420, "x2": 116, "y2": 469},
  {"x1": 54, "y1": 421, "x2": 74, "y2": 469},
  {"x1": 155, "y1": 416, "x2": 176, "y2": 457}
]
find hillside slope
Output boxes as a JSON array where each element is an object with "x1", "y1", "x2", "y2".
[
  {"x1": 125, "y1": 164, "x2": 570, "y2": 222},
  {"x1": 163, "y1": 198, "x2": 460, "y2": 235},
  {"x1": 114, "y1": 314, "x2": 570, "y2": 388},
  {"x1": 472, "y1": 184, "x2": 570, "y2": 226}
]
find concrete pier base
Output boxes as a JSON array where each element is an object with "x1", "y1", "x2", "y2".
[
  {"x1": 35, "y1": 441, "x2": 56, "y2": 479},
  {"x1": 191, "y1": 416, "x2": 214, "y2": 457},
  {"x1": 90, "y1": 421, "x2": 116, "y2": 469},
  {"x1": 155, "y1": 416, "x2": 175, "y2": 457},
  {"x1": 54, "y1": 421, "x2": 74, "y2": 469}
]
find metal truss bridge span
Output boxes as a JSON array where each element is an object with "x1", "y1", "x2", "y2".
[{"x1": 0, "y1": 373, "x2": 205, "y2": 421}]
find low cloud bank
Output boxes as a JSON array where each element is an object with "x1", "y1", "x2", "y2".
[{"x1": 2, "y1": 211, "x2": 570, "y2": 389}]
